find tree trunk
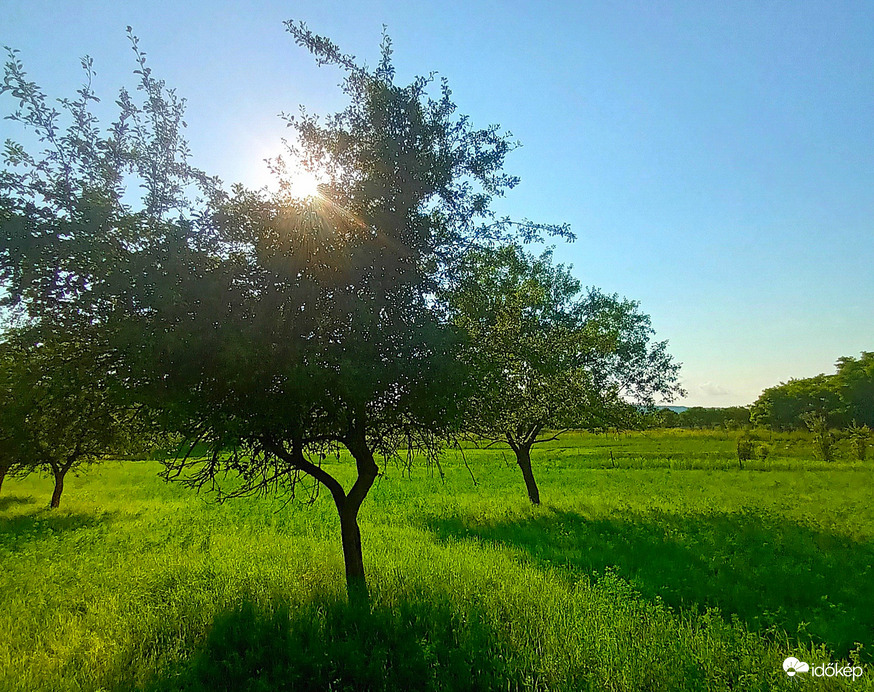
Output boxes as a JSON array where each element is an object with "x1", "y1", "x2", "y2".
[
  {"x1": 50, "y1": 465, "x2": 67, "y2": 508},
  {"x1": 340, "y1": 431, "x2": 380, "y2": 607},
  {"x1": 0, "y1": 464, "x2": 8, "y2": 495},
  {"x1": 515, "y1": 444, "x2": 541, "y2": 505},
  {"x1": 338, "y1": 501, "x2": 368, "y2": 605},
  {"x1": 262, "y1": 437, "x2": 376, "y2": 607}
]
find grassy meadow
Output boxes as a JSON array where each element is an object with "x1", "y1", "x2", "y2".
[{"x1": 1, "y1": 429, "x2": 872, "y2": 691}]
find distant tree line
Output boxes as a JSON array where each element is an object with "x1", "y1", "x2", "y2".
[
  {"x1": 750, "y1": 353, "x2": 873, "y2": 431},
  {"x1": 650, "y1": 352, "x2": 872, "y2": 436},
  {"x1": 654, "y1": 406, "x2": 751, "y2": 430}
]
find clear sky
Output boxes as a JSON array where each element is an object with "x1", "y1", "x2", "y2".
[{"x1": 3, "y1": 1, "x2": 872, "y2": 407}]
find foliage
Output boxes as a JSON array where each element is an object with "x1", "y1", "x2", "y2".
[
  {"x1": 846, "y1": 422, "x2": 870, "y2": 462},
  {"x1": 447, "y1": 244, "x2": 682, "y2": 503},
  {"x1": 675, "y1": 406, "x2": 750, "y2": 430},
  {"x1": 0, "y1": 326, "x2": 140, "y2": 506},
  {"x1": 835, "y1": 352, "x2": 874, "y2": 427},
  {"x1": 802, "y1": 412, "x2": 835, "y2": 462},
  {"x1": 736, "y1": 435, "x2": 755, "y2": 467},
  {"x1": 652, "y1": 407, "x2": 680, "y2": 428},
  {"x1": 734, "y1": 431, "x2": 771, "y2": 468},
  {"x1": 0, "y1": 352, "x2": 30, "y2": 494},
  {"x1": 751, "y1": 352, "x2": 874, "y2": 431},
  {"x1": 0, "y1": 30, "x2": 209, "y2": 507},
  {"x1": 751, "y1": 374, "x2": 844, "y2": 431},
  {"x1": 0, "y1": 32, "x2": 218, "y2": 329}
]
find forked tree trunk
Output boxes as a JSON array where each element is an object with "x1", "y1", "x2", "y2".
[
  {"x1": 49, "y1": 464, "x2": 70, "y2": 509},
  {"x1": 514, "y1": 444, "x2": 541, "y2": 505},
  {"x1": 339, "y1": 431, "x2": 380, "y2": 606},
  {"x1": 264, "y1": 436, "x2": 378, "y2": 607}
]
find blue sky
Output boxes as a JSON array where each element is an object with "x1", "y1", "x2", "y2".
[{"x1": 3, "y1": 1, "x2": 872, "y2": 406}]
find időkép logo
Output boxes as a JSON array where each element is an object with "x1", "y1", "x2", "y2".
[{"x1": 783, "y1": 656, "x2": 864, "y2": 680}]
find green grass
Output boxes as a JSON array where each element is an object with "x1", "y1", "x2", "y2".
[{"x1": 1, "y1": 430, "x2": 872, "y2": 690}]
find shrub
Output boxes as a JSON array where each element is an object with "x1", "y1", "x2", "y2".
[
  {"x1": 736, "y1": 436, "x2": 755, "y2": 468},
  {"x1": 803, "y1": 413, "x2": 835, "y2": 462},
  {"x1": 847, "y1": 422, "x2": 870, "y2": 462}
]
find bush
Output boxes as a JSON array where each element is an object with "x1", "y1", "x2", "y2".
[
  {"x1": 847, "y1": 422, "x2": 870, "y2": 462},
  {"x1": 736, "y1": 436, "x2": 756, "y2": 468},
  {"x1": 803, "y1": 413, "x2": 835, "y2": 462}
]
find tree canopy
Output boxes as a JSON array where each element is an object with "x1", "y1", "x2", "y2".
[
  {"x1": 0, "y1": 24, "x2": 570, "y2": 600},
  {"x1": 447, "y1": 244, "x2": 683, "y2": 504},
  {"x1": 0, "y1": 326, "x2": 138, "y2": 506},
  {"x1": 835, "y1": 352, "x2": 874, "y2": 427},
  {"x1": 750, "y1": 353, "x2": 874, "y2": 431}
]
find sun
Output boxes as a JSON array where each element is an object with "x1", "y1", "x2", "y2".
[
  {"x1": 286, "y1": 167, "x2": 322, "y2": 200},
  {"x1": 246, "y1": 142, "x2": 326, "y2": 200}
]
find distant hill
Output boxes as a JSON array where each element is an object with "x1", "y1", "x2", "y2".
[{"x1": 656, "y1": 405, "x2": 688, "y2": 413}]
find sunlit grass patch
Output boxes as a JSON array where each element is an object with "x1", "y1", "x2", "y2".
[{"x1": 1, "y1": 432, "x2": 873, "y2": 691}]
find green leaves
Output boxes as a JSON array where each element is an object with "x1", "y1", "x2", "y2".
[
  {"x1": 0, "y1": 326, "x2": 142, "y2": 484},
  {"x1": 448, "y1": 244, "x2": 683, "y2": 447}
]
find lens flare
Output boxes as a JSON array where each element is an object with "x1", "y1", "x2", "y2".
[{"x1": 287, "y1": 167, "x2": 322, "y2": 200}]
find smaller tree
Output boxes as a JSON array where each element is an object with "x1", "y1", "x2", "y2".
[
  {"x1": 448, "y1": 245, "x2": 682, "y2": 504},
  {"x1": 0, "y1": 328, "x2": 138, "y2": 507}
]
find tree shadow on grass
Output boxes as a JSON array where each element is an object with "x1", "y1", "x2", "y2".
[
  {"x1": 0, "y1": 494, "x2": 37, "y2": 511},
  {"x1": 0, "y1": 507, "x2": 115, "y2": 551},
  {"x1": 425, "y1": 507, "x2": 874, "y2": 660},
  {"x1": 134, "y1": 594, "x2": 533, "y2": 692}
]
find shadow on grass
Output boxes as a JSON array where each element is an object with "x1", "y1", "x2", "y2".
[
  {"x1": 425, "y1": 507, "x2": 874, "y2": 660},
  {"x1": 0, "y1": 494, "x2": 37, "y2": 511},
  {"x1": 0, "y1": 506, "x2": 115, "y2": 550},
  {"x1": 135, "y1": 594, "x2": 530, "y2": 692}
]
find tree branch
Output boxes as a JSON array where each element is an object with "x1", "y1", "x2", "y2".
[
  {"x1": 263, "y1": 438, "x2": 347, "y2": 507},
  {"x1": 530, "y1": 428, "x2": 570, "y2": 446}
]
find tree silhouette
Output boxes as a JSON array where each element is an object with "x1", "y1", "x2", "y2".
[{"x1": 1, "y1": 24, "x2": 568, "y2": 599}]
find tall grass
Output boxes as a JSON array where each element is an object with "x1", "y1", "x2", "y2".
[{"x1": 1, "y1": 431, "x2": 872, "y2": 690}]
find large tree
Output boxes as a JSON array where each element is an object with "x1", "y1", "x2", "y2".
[
  {"x1": 448, "y1": 244, "x2": 682, "y2": 504},
  {"x1": 750, "y1": 375, "x2": 844, "y2": 430},
  {"x1": 1, "y1": 26, "x2": 566, "y2": 601}
]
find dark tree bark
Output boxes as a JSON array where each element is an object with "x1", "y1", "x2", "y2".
[
  {"x1": 507, "y1": 427, "x2": 543, "y2": 505},
  {"x1": 50, "y1": 464, "x2": 67, "y2": 508},
  {"x1": 514, "y1": 443, "x2": 541, "y2": 505},
  {"x1": 337, "y1": 501, "x2": 368, "y2": 603},
  {"x1": 339, "y1": 428, "x2": 379, "y2": 606},
  {"x1": 265, "y1": 433, "x2": 378, "y2": 606},
  {"x1": 0, "y1": 463, "x2": 9, "y2": 495}
]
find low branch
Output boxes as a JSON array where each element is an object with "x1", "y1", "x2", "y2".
[
  {"x1": 263, "y1": 438, "x2": 347, "y2": 507},
  {"x1": 530, "y1": 428, "x2": 570, "y2": 446}
]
